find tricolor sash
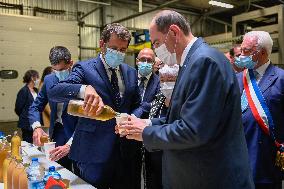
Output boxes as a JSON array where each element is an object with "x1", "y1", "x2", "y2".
[{"x1": 243, "y1": 69, "x2": 284, "y2": 170}]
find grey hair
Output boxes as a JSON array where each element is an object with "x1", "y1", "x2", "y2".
[
  {"x1": 49, "y1": 46, "x2": 71, "y2": 65},
  {"x1": 101, "y1": 23, "x2": 131, "y2": 43},
  {"x1": 153, "y1": 10, "x2": 191, "y2": 35},
  {"x1": 244, "y1": 31, "x2": 273, "y2": 56}
]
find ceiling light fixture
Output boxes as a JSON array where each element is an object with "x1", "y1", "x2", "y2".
[{"x1": 208, "y1": 0, "x2": 234, "y2": 9}]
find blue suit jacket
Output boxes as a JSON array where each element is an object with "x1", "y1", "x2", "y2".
[
  {"x1": 140, "y1": 73, "x2": 160, "y2": 119},
  {"x1": 237, "y1": 64, "x2": 284, "y2": 183},
  {"x1": 47, "y1": 56, "x2": 142, "y2": 163},
  {"x1": 29, "y1": 74, "x2": 77, "y2": 139},
  {"x1": 15, "y1": 85, "x2": 37, "y2": 130},
  {"x1": 142, "y1": 38, "x2": 254, "y2": 189}
]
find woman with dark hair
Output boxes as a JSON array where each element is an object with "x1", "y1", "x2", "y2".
[
  {"x1": 39, "y1": 66, "x2": 53, "y2": 88},
  {"x1": 39, "y1": 66, "x2": 53, "y2": 128},
  {"x1": 15, "y1": 69, "x2": 39, "y2": 143}
]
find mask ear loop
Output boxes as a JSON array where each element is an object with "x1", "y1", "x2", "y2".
[
  {"x1": 174, "y1": 37, "x2": 177, "y2": 53},
  {"x1": 165, "y1": 28, "x2": 177, "y2": 53}
]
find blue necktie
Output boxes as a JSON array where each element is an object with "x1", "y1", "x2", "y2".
[
  {"x1": 109, "y1": 68, "x2": 121, "y2": 111},
  {"x1": 139, "y1": 77, "x2": 146, "y2": 98}
]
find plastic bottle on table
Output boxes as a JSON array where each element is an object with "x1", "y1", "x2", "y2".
[
  {"x1": 7, "y1": 157, "x2": 17, "y2": 189},
  {"x1": 43, "y1": 166, "x2": 62, "y2": 184},
  {"x1": 18, "y1": 164, "x2": 28, "y2": 189},
  {"x1": 26, "y1": 158, "x2": 45, "y2": 189},
  {"x1": 11, "y1": 131, "x2": 21, "y2": 159},
  {"x1": 2, "y1": 153, "x2": 12, "y2": 189},
  {"x1": 0, "y1": 136, "x2": 10, "y2": 182},
  {"x1": 12, "y1": 158, "x2": 24, "y2": 189}
]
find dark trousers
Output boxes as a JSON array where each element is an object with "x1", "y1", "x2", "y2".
[
  {"x1": 255, "y1": 182, "x2": 282, "y2": 189},
  {"x1": 21, "y1": 128, "x2": 33, "y2": 143},
  {"x1": 120, "y1": 145, "x2": 142, "y2": 189},
  {"x1": 52, "y1": 122, "x2": 72, "y2": 171},
  {"x1": 145, "y1": 150, "x2": 163, "y2": 189},
  {"x1": 74, "y1": 141, "x2": 142, "y2": 189}
]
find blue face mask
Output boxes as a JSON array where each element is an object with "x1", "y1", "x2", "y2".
[
  {"x1": 104, "y1": 48, "x2": 125, "y2": 68},
  {"x1": 138, "y1": 62, "x2": 153, "y2": 77},
  {"x1": 54, "y1": 69, "x2": 70, "y2": 81},
  {"x1": 235, "y1": 55, "x2": 257, "y2": 69}
]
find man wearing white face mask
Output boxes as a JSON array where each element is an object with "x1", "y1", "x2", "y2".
[
  {"x1": 236, "y1": 31, "x2": 284, "y2": 189},
  {"x1": 118, "y1": 10, "x2": 254, "y2": 189},
  {"x1": 29, "y1": 46, "x2": 77, "y2": 171},
  {"x1": 46, "y1": 24, "x2": 143, "y2": 189}
]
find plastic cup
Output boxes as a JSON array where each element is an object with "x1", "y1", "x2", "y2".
[
  {"x1": 43, "y1": 142, "x2": 56, "y2": 161},
  {"x1": 116, "y1": 113, "x2": 129, "y2": 134}
]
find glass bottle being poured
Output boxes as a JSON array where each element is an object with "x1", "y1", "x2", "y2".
[{"x1": 67, "y1": 100, "x2": 121, "y2": 121}]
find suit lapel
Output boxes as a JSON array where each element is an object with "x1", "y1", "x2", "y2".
[
  {"x1": 258, "y1": 64, "x2": 277, "y2": 94},
  {"x1": 241, "y1": 64, "x2": 277, "y2": 113},
  {"x1": 143, "y1": 74, "x2": 154, "y2": 101},
  {"x1": 93, "y1": 55, "x2": 113, "y2": 93},
  {"x1": 177, "y1": 38, "x2": 206, "y2": 80},
  {"x1": 166, "y1": 38, "x2": 205, "y2": 121}
]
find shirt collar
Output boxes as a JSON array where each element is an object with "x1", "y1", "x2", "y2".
[
  {"x1": 180, "y1": 37, "x2": 198, "y2": 67},
  {"x1": 255, "y1": 60, "x2": 270, "y2": 77},
  {"x1": 100, "y1": 53, "x2": 120, "y2": 71}
]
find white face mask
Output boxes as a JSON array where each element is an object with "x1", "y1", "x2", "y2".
[
  {"x1": 34, "y1": 79, "x2": 40, "y2": 88},
  {"x1": 160, "y1": 82, "x2": 175, "y2": 99},
  {"x1": 154, "y1": 30, "x2": 177, "y2": 66},
  {"x1": 155, "y1": 44, "x2": 177, "y2": 66}
]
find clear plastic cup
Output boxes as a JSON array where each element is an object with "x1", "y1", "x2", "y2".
[
  {"x1": 43, "y1": 142, "x2": 56, "y2": 161},
  {"x1": 116, "y1": 113, "x2": 129, "y2": 134}
]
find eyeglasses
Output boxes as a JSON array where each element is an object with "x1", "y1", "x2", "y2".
[{"x1": 136, "y1": 57, "x2": 155, "y2": 64}]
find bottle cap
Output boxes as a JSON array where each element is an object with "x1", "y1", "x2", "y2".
[
  {"x1": 49, "y1": 166, "x2": 55, "y2": 172},
  {"x1": 31, "y1": 157, "x2": 38, "y2": 162},
  {"x1": 0, "y1": 131, "x2": 4, "y2": 139}
]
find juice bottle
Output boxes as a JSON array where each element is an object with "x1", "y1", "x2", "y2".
[
  {"x1": 0, "y1": 137, "x2": 10, "y2": 182},
  {"x1": 7, "y1": 158, "x2": 17, "y2": 189},
  {"x1": 3, "y1": 153, "x2": 12, "y2": 189},
  {"x1": 18, "y1": 164, "x2": 28, "y2": 189},
  {"x1": 67, "y1": 99, "x2": 120, "y2": 121},
  {"x1": 11, "y1": 131, "x2": 21, "y2": 159},
  {"x1": 12, "y1": 159, "x2": 23, "y2": 189}
]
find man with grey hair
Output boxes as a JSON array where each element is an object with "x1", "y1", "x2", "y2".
[
  {"x1": 236, "y1": 31, "x2": 284, "y2": 189},
  {"x1": 118, "y1": 10, "x2": 254, "y2": 189},
  {"x1": 47, "y1": 23, "x2": 142, "y2": 189}
]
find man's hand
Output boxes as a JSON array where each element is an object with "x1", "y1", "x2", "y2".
[
  {"x1": 33, "y1": 128, "x2": 48, "y2": 146},
  {"x1": 84, "y1": 85, "x2": 104, "y2": 116},
  {"x1": 118, "y1": 115, "x2": 148, "y2": 141},
  {"x1": 49, "y1": 144, "x2": 70, "y2": 161}
]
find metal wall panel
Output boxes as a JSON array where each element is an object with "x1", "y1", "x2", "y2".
[{"x1": 0, "y1": 14, "x2": 78, "y2": 121}]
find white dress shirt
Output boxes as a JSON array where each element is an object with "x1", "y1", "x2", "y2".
[{"x1": 180, "y1": 37, "x2": 198, "y2": 67}]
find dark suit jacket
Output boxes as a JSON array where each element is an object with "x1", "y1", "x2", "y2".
[
  {"x1": 142, "y1": 38, "x2": 254, "y2": 189},
  {"x1": 140, "y1": 73, "x2": 160, "y2": 119},
  {"x1": 237, "y1": 64, "x2": 284, "y2": 183},
  {"x1": 15, "y1": 85, "x2": 37, "y2": 130},
  {"x1": 29, "y1": 73, "x2": 77, "y2": 140},
  {"x1": 47, "y1": 56, "x2": 142, "y2": 164}
]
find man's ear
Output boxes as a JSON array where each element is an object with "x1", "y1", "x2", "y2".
[{"x1": 99, "y1": 40, "x2": 105, "y2": 48}]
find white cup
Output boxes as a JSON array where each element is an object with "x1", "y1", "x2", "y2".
[
  {"x1": 43, "y1": 142, "x2": 56, "y2": 161},
  {"x1": 116, "y1": 113, "x2": 129, "y2": 134}
]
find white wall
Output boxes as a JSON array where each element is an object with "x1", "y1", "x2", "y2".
[{"x1": 0, "y1": 14, "x2": 78, "y2": 121}]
